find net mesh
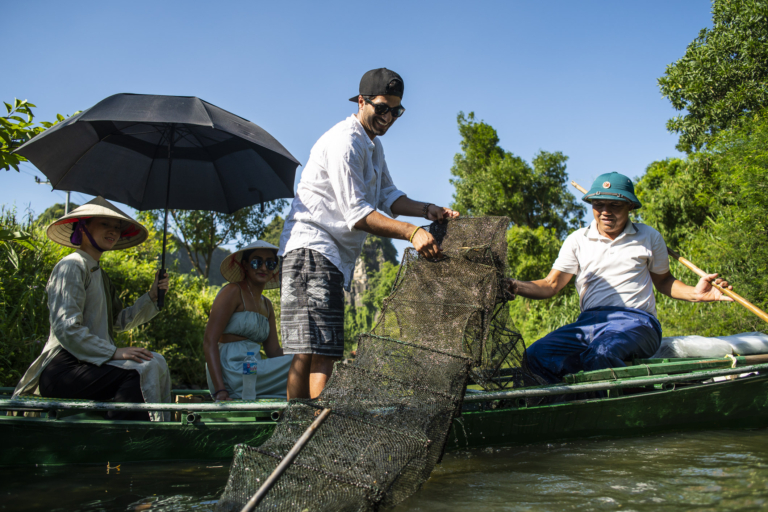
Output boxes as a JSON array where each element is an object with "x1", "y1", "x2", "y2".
[{"x1": 216, "y1": 217, "x2": 530, "y2": 511}]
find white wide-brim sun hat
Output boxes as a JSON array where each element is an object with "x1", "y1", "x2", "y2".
[
  {"x1": 220, "y1": 240, "x2": 281, "y2": 290},
  {"x1": 46, "y1": 196, "x2": 148, "y2": 250}
]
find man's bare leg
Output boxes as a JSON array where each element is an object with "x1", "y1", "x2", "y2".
[
  {"x1": 309, "y1": 355, "x2": 340, "y2": 399},
  {"x1": 286, "y1": 354, "x2": 311, "y2": 400}
]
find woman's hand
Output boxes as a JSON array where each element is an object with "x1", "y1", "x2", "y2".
[
  {"x1": 212, "y1": 389, "x2": 232, "y2": 402},
  {"x1": 149, "y1": 270, "x2": 170, "y2": 301},
  {"x1": 113, "y1": 347, "x2": 153, "y2": 363}
]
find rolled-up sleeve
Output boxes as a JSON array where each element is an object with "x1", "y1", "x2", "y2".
[
  {"x1": 326, "y1": 139, "x2": 376, "y2": 230},
  {"x1": 47, "y1": 260, "x2": 116, "y2": 366},
  {"x1": 377, "y1": 159, "x2": 406, "y2": 218}
]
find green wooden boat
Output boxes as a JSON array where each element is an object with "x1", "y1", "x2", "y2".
[{"x1": 2, "y1": 356, "x2": 767, "y2": 467}]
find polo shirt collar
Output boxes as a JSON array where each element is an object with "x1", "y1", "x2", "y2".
[{"x1": 585, "y1": 219, "x2": 636, "y2": 240}]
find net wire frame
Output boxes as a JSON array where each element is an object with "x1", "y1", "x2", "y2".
[{"x1": 216, "y1": 217, "x2": 532, "y2": 511}]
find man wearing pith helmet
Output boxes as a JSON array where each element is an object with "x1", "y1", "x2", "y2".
[
  {"x1": 506, "y1": 172, "x2": 734, "y2": 384},
  {"x1": 278, "y1": 68, "x2": 459, "y2": 399}
]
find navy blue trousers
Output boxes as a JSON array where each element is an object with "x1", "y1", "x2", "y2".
[{"x1": 525, "y1": 306, "x2": 662, "y2": 384}]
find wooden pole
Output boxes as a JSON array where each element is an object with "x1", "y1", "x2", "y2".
[
  {"x1": 241, "y1": 408, "x2": 332, "y2": 512},
  {"x1": 571, "y1": 180, "x2": 768, "y2": 324}
]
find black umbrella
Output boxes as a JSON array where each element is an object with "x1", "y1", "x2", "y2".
[{"x1": 16, "y1": 93, "x2": 300, "y2": 308}]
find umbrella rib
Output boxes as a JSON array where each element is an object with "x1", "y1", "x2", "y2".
[
  {"x1": 188, "y1": 126, "x2": 232, "y2": 214},
  {"x1": 139, "y1": 125, "x2": 171, "y2": 210}
]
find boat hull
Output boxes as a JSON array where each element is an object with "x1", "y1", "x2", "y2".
[
  {"x1": 2, "y1": 373, "x2": 767, "y2": 466},
  {"x1": 452, "y1": 373, "x2": 768, "y2": 450}
]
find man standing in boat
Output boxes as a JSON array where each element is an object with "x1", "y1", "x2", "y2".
[
  {"x1": 507, "y1": 172, "x2": 733, "y2": 383},
  {"x1": 279, "y1": 68, "x2": 459, "y2": 399}
]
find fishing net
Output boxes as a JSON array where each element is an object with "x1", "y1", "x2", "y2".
[{"x1": 216, "y1": 217, "x2": 530, "y2": 511}]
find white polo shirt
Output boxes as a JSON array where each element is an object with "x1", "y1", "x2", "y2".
[{"x1": 552, "y1": 220, "x2": 670, "y2": 317}]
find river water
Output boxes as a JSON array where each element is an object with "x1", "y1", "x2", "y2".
[{"x1": 3, "y1": 429, "x2": 768, "y2": 511}]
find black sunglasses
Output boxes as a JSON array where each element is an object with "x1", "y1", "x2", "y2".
[
  {"x1": 364, "y1": 98, "x2": 406, "y2": 118},
  {"x1": 249, "y1": 258, "x2": 279, "y2": 271}
]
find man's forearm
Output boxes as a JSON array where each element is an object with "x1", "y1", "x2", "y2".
[
  {"x1": 354, "y1": 210, "x2": 416, "y2": 240},
  {"x1": 515, "y1": 279, "x2": 560, "y2": 300},
  {"x1": 654, "y1": 273, "x2": 697, "y2": 301},
  {"x1": 666, "y1": 278, "x2": 699, "y2": 301},
  {"x1": 390, "y1": 196, "x2": 429, "y2": 217}
]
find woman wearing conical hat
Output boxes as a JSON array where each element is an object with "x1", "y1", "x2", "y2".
[
  {"x1": 12, "y1": 196, "x2": 172, "y2": 421},
  {"x1": 203, "y1": 240, "x2": 293, "y2": 401}
]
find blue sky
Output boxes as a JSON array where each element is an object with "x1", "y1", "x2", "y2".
[{"x1": 3, "y1": 1, "x2": 712, "y2": 258}]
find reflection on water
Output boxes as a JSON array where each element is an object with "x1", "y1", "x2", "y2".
[
  {"x1": 397, "y1": 429, "x2": 768, "y2": 512},
  {"x1": 0, "y1": 461, "x2": 228, "y2": 512},
  {"x1": 3, "y1": 430, "x2": 768, "y2": 511}
]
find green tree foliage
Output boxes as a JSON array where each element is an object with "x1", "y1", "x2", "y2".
[
  {"x1": 636, "y1": 110, "x2": 768, "y2": 336},
  {"x1": 632, "y1": 157, "x2": 730, "y2": 249},
  {"x1": 505, "y1": 225, "x2": 581, "y2": 343},
  {"x1": 262, "y1": 215, "x2": 285, "y2": 247},
  {"x1": 344, "y1": 261, "x2": 399, "y2": 356},
  {"x1": 448, "y1": 113, "x2": 583, "y2": 343},
  {"x1": 658, "y1": 0, "x2": 768, "y2": 153},
  {"x1": 1, "y1": 99, "x2": 68, "y2": 171},
  {"x1": 342, "y1": 235, "x2": 400, "y2": 355},
  {"x1": 449, "y1": 112, "x2": 584, "y2": 239},
  {"x1": 140, "y1": 201, "x2": 287, "y2": 279},
  {"x1": 37, "y1": 202, "x2": 81, "y2": 225}
]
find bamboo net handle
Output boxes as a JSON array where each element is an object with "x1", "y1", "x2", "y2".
[{"x1": 570, "y1": 180, "x2": 768, "y2": 324}]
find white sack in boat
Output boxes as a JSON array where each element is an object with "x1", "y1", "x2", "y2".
[
  {"x1": 107, "y1": 351, "x2": 171, "y2": 421},
  {"x1": 651, "y1": 336, "x2": 733, "y2": 359},
  {"x1": 718, "y1": 332, "x2": 768, "y2": 355},
  {"x1": 651, "y1": 331, "x2": 768, "y2": 359}
]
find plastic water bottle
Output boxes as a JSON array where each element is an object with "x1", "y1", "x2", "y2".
[{"x1": 242, "y1": 352, "x2": 258, "y2": 401}]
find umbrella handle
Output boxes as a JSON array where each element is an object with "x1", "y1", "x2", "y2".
[{"x1": 157, "y1": 267, "x2": 167, "y2": 309}]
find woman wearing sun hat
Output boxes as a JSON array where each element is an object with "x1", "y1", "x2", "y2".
[
  {"x1": 12, "y1": 196, "x2": 172, "y2": 421},
  {"x1": 203, "y1": 240, "x2": 293, "y2": 401}
]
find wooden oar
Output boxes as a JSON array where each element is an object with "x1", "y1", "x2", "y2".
[
  {"x1": 571, "y1": 180, "x2": 768, "y2": 324},
  {"x1": 241, "y1": 407, "x2": 332, "y2": 512}
]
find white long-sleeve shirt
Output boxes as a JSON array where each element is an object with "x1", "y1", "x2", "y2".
[{"x1": 279, "y1": 115, "x2": 406, "y2": 289}]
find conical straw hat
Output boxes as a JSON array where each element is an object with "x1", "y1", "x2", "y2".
[
  {"x1": 46, "y1": 196, "x2": 149, "y2": 250},
  {"x1": 220, "y1": 240, "x2": 280, "y2": 290}
]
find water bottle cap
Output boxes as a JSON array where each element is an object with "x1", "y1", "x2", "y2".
[{"x1": 246, "y1": 352, "x2": 255, "y2": 355}]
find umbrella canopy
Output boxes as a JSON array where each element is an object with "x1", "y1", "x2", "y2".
[
  {"x1": 15, "y1": 93, "x2": 300, "y2": 309},
  {"x1": 15, "y1": 93, "x2": 300, "y2": 214}
]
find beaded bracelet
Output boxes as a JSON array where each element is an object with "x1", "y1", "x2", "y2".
[
  {"x1": 422, "y1": 203, "x2": 434, "y2": 219},
  {"x1": 409, "y1": 226, "x2": 421, "y2": 243}
]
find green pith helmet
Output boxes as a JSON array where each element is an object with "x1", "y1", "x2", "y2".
[{"x1": 582, "y1": 172, "x2": 641, "y2": 209}]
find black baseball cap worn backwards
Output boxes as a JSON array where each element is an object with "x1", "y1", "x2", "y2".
[{"x1": 349, "y1": 68, "x2": 405, "y2": 102}]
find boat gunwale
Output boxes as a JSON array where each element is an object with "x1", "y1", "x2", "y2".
[{"x1": 1, "y1": 361, "x2": 766, "y2": 415}]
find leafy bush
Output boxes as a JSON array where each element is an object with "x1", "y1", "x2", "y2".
[{"x1": 505, "y1": 224, "x2": 580, "y2": 344}]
